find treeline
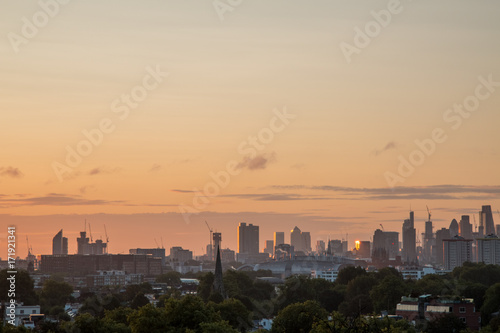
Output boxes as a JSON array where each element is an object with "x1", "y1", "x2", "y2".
[{"x1": 1, "y1": 262, "x2": 500, "y2": 332}]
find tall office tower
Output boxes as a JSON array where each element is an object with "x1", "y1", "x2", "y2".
[
  {"x1": 52, "y1": 229, "x2": 68, "y2": 255},
  {"x1": 480, "y1": 205, "x2": 495, "y2": 235},
  {"x1": 443, "y1": 235, "x2": 472, "y2": 270},
  {"x1": 237, "y1": 223, "x2": 259, "y2": 254},
  {"x1": 449, "y1": 219, "x2": 459, "y2": 237},
  {"x1": 477, "y1": 235, "x2": 500, "y2": 265},
  {"x1": 302, "y1": 232, "x2": 312, "y2": 252},
  {"x1": 459, "y1": 215, "x2": 473, "y2": 239},
  {"x1": 435, "y1": 228, "x2": 450, "y2": 266},
  {"x1": 274, "y1": 232, "x2": 285, "y2": 247},
  {"x1": 373, "y1": 229, "x2": 399, "y2": 259},
  {"x1": 402, "y1": 211, "x2": 416, "y2": 263},
  {"x1": 290, "y1": 226, "x2": 305, "y2": 252},
  {"x1": 212, "y1": 232, "x2": 222, "y2": 261},
  {"x1": 358, "y1": 241, "x2": 371, "y2": 258},
  {"x1": 316, "y1": 240, "x2": 325, "y2": 254},
  {"x1": 264, "y1": 240, "x2": 274, "y2": 255},
  {"x1": 496, "y1": 225, "x2": 500, "y2": 237}
]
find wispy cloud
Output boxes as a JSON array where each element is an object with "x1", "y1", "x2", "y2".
[
  {"x1": 171, "y1": 189, "x2": 195, "y2": 193},
  {"x1": 0, "y1": 166, "x2": 24, "y2": 179},
  {"x1": 88, "y1": 166, "x2": 121, "y2": 176},
  {"x1": 373, "y1": 141, "x2": 397, "y2": 156},
  {"x1": 236, "y1": 152, "x2": 276, "y2": 171},
  {"x1": 149, "y1": 164, "x2": 162, "y2": 173}
]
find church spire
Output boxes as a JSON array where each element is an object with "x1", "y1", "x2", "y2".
[{"x1": 213, "y1": 245, "x2": 226, "y2": 298}]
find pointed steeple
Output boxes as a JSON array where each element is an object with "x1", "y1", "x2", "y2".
[{"x1": 213, "y1": 245, "x2": 226, "y2": 298}]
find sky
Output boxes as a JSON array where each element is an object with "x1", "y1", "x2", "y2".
[{"x1": 1, "y1": 0, "x2": 499, "y2": 258}]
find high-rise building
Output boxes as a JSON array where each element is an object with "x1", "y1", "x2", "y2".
[
  {"x1": 170, "y1": 247, "x2": 193, "y2": 263},
  {"x1": 290, "y1": 226, "x2": 304, "y2": 252},
  {"x1": 480, "y1": 205, "x2": 495, "y2": 235},
  {"x1": 264, "y1": 240, "x2": 274, "y2": 255},
  {"x1": 459, "y1": 215, "x2": 473, "y2": 239},
  {"x1": 52, "y1": 229, "x2": 68, "y2": 255},
  {"x1": 302, "y1": 232, "x2": 312, "y2": 252},
  {"x1": 237, "y1": 223, "x2": 259, "y2": 254},
  {"x1": 402, "y1": 211, "x2": 416, "y2": 263},
  {"x1": 358, "y1": 241, "x2": 371, "y2": 258},
  {"x1": 77, "y1": 230, "x2": 107, "y2": 255},
  {"x1": 443, "y1": 235, "x2": 472, "y2": 270},
  {"x1": 476, "y1": 234, "x2": 500, "y2": 265},
  {"x1": 449, "y1": 219, "x2": 459, "y2": 237},
  {"x1": 274, "y1": 232, "x2": 285, "y2": 247},
  {"x1": 316, "y1": 240, "x2": 325, "y2": 254},
  {"x1": 435, "y1": 228, "x2": 450, "y2": 266},
  {"x1": 373, "y1": 229, "x2": 399, "y2": 259}
]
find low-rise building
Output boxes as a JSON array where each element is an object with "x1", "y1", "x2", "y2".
[
  {"x1": 3, "y1": 303, "x2": 41, "y2": 327},
  {"x1": 396, "y1": 295, "x2": 480, "y2": 331}
]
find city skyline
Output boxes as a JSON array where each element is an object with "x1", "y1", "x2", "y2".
[{"x1": 1, "y1": 1, "x2": 500, "y2": 259}]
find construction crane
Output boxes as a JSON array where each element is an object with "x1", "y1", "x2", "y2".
[
  {"x1": 161, "y1": 237, "x2": 164, "y2": 249},
  {"x1": 88, "y1": 223, "x2": 93, "y2": 242},
  {"x1": 26, "y1": 236, "x2": 33, "y2": 257},
  {"x1": 379, "y1": 224, "x2": 384, "y2": 231},
  {"x1": 205, "y1": 221, "x2": 213, "y2": 259},
  {"x1": 154, "y1": 238, "x2": 159, "y2": 248},
  {"x1": 426, "y1": 205, "x2": 432, "y2": 221},
  {"x1": 104, "y1": 224, "x2": 109, "y2": 243}
]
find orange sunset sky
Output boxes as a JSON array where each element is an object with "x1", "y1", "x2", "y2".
[{"x1": 1, "y1": 1, "x2": 499, "y2": 258}]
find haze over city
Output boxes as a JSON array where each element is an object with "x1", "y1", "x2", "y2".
[{"x1": 1, "y1": 0, "x2": 500, "y2": 259}]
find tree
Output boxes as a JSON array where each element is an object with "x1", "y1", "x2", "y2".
[
  {"x1": 38, "y1": 279, "x2": 73, "y2": 312},
  {"x1": 163, "y1": 295, "x2": 221, "y2": 331},
  {"x1": 128, "y1": 304, "x2": 169, "y2": 333},
  {"x1": 336, "y1": 266, "x2": 367, "y2": 285},
  {"x1": 339, "y1": 275, "x2": 377, "y2": 316},
  {"x1": 425, "y1": 313, "x2": 467, "y2": 333},
  {"x1": 271, "y1": 301, "x2": 328, "y2": 333},
  {"x1": 211, "y1": 298, "x2": 252, "y2": 332},
  {"x1": 370, "y1": 275, "x2": 408, "y2": 314},
  {"x1": 199, "y1": 321, "x2": 239, "y2": 333},
  {"x1": 155, "y1": 271, "x2": 182, "y2": 286},
  {"x1": 131, "y1": 293, "x2": 150, "y2": 309},
  {"x1": 0, "y1": 269, "x2": 38, "y2": 305},
  {"x1": 481, "y1": 282, "x2": 500, "y2": 324}
]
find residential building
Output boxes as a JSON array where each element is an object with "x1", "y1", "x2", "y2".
[{"x1": 443, "y1": 236, "x2": 472, "y2": 270}]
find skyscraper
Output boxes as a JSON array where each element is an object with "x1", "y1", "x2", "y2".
[
  {"x1": 302, "y1": 232, "x2": 312, "y2": 252},
  {"x1": 402, "y1": 211, "x2": 416, "y2": 263},
  {"x1": 449, "y1": 219, "x2": 459, "y2": 237},
  {"x1": 373, "y1": 229, "x2": 399, "y2": 259},
  {"x1": 476, "y1": 234, "x2": 500, "y2": 265},
  {"x1": 290, "y1": 226, "x2": 304, "y2": 252},
  {"x1": 274, "y1": 232, "x2": 285, "y2": 246},
  {"x1": 435, "y1": 228, "x2": 450, "y2": 266},
  {"x1": 480, "y1": 205, "x2": 495, "y2": 235},
  {"x1": 237, "y1": 223, "x2": 259, "y2": 254},
  {"x1": 52, "y1": 229, "x2": 68, "y2": 255},
  {"x1": 459, "y1": 215, "x2": 473, "y2": 239},
  {"x1": 443, "y1": 235, "x2": 472, "y2": 270}
]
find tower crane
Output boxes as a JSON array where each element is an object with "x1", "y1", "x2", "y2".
[
  {"x1": 104, "y1": 224, "x2": 109, "y2": 243},
  {"x1": 426, "y1": 205, "x2": 432, "y2": 221},
  {"x1": 379, "y1": 224, "x2": 384, "y2": 231},
  {"x1": 205, "y1": 221, "x2": 213, "y2": 259}
]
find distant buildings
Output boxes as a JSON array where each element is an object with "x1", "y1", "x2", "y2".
[
  {"x1": 52, "y1": 229, "x2": 68, "y2": 255},
  {"x1": 434, "y1": 228, "x2": 450, "y2": 266},
  {"x1": 170, "y1": 247, "x2": 193, "y2": 264},
  {"x1": 459, "y1": 215, "x2": 473, "y2": 239},
  {"x1": 129, "y1": 248, "x2": 166, "y2": 265},
  {"x1": 480, "y1": 205, "x2": 495, "y2": 236},
  {"x1": 290, "y1": 226, "x2": 311, "y2": 253},
  {"x1": 264, "y1": 240, "x2": 274, "y2": 255},
  {"x1": 443, "y1": 236, "x2": 472, "y2": 270},
  {"x1": 373, "y1": 229, "x2": 399, "y2": 259},
  {"x1": 77, "y1": 231, "x2": 107, "y2": 255},
  {"x1": 274, "y1": 232, "x2": 285, "y2": 247},
  {"x1": 402, "y1": 211, "x2": 416, "y2": 263},
  {"x1": 476, "y1": 234, "x2": 500, "y2": 265},
  {"x1": 237, "y1": 223, "x2": 259, "y2": 254}
]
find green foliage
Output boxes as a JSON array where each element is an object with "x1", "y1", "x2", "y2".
[
  {"x1": 128, "y1": 304, "x2": 169, "y2": 333},
  {"x1": 481, "y1": 282, "x2": 500, "y2": 324},
  {"x1": 211, "y1": 298, "x2": 252, "y2": 332},
  {"x1": 370, "y1": 275, "x2": 409, "y2": 314},
  {"x1": 199, "y1": 321, "x2": 239, "y2": 333},
  {"x1": 130, "y1": 293, "x2": 150, "y2": 309},
  {"x1": 38, "y1": 279, "x2": 73, "y2": 312},
  {"x1": 0, "y1": 269, "x2": 38, "y2": 305},
  {"x1": 338, "y1": 274, "x2": 377, "y2": 316},
  {"x1": 425, "y1": 313, "x2": 467, "y2": 333},
  {"x1": 271, "y1": 300, "x2": 328, "y2": 333},
  {"x1": 453, "y1": 262, "x2": 500, "y2": 286},
  {"x1": 335, "y1": 266, "x2": 367, "y2": 285}
]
